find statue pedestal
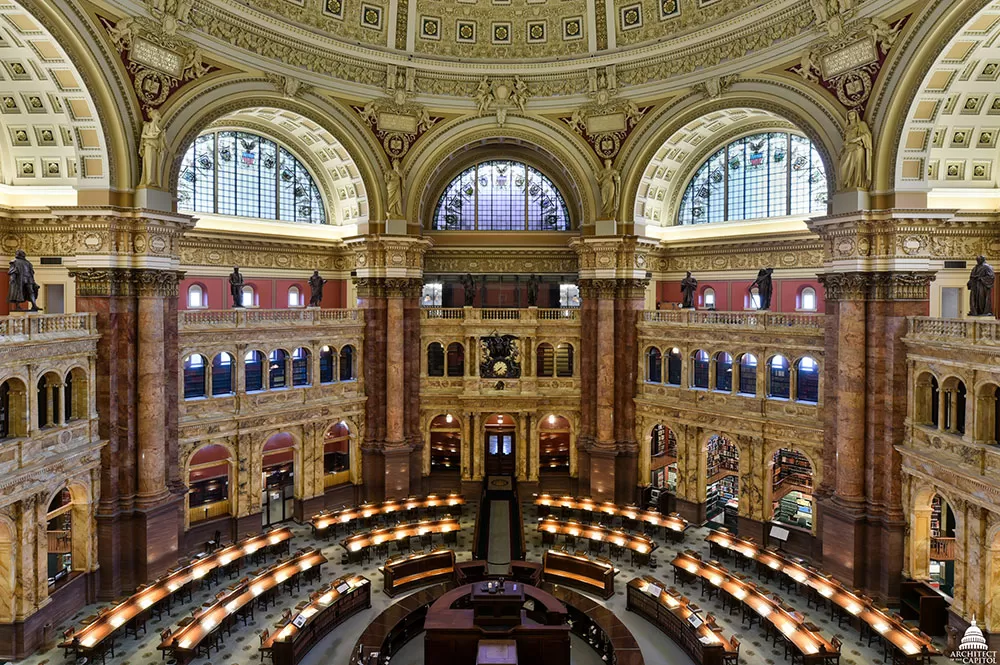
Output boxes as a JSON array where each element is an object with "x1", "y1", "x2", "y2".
[
  {"x1": 134, "y1": 186, "x2": 173, "y2": 212},
  {"x1": 831, "y1": 189, "x2": 870, "y2": 215},
  {"x1": 594, "y1": 219, "x2": 617, "y2": 236},
  {"x1": 385, "y1": 218, "x2": 407, "y2": 235}
]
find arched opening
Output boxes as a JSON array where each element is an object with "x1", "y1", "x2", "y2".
[
  {"x1": 650, "y1": 424, "x2": 678, "y2": 493},
  {"x1": 324, "y1": 422, "x2": 351, "y2": 488},
  {"x1": 536, "y1": 343, "x2": 554, "y2": 377},
  {"x1": 188, "y1": 444, "x2": 232, "y2": 524},
  {"x1": 211, "y1": 352, "x2": 234, "y2": 396},
  {"x1": 241, "y1": 285, "x2": 257, "y2": 308},
  {"x1": 36, "y1": 371, "x2": 62, "y2": 428},
  {"x1": 183, "y1": 354, "x2": 208, "y2": 399},
  {"x1": 914, "y1": 372, "x2": 937, "y2": 426},
  {"x1": 941, "y1": 377, "x2": 967, "y2": 434},
  {"x1": 796, "y1": 357, "x2": 819, "y2": 403},
  {"x1": 269, "y1": 349, "x2": 289, "y2": 389},
  {"x1": 702, "y1": 287, "x2": 716, "y2": 310},
  {"x1": 46, "y1": 487, "x2": 86, "y2": 591},
  {"x1": 737, "y1": 353, "x2": 757, "y2": 395},
  {"x1": 446, "y1": 343, "x2": 465, "y2": 377},
  {"x1": 666, "y1": 348, "x2": 682, "y2": 386},
  {"x1": 0, "y1": 378, "x2": 28, "y2": 439},
  {"x1": 714, "y1": 352, "x2": 733, "y2": 392},
  {"x1": 767, "y1": 355, "x2": 790, "y2": 399},
  {"x1": 691, "y1": 350, "x2": 709, "y2": 389},
  {"x1": 339, "y1": 346, "x2": 356, "y2": 381},
  {"x1": 646, "y1": 347, "x2": 663, "y2": 383},
  {"x1": 245, "y1": 350, "x2": 265, "y2": 392},
  {"x1": 539, "y1": 415, "x2": 571, "y2": 474},
  {"x1": 262, "y1": 433, "x2": 295, "y2": 527},
  {"x1": 427, "y1": 342, "x2": 445, "y2": 376},
  {"x1": 319, "y1": 346, "x2": 337, "y2": 383},
  {"x1": 973, "y1": 383, "x2": 1000, "y2": 444},
  {"x1": 928, "y1": 494, "x2": 957, "y2": 596},
  {"x1": 429, "y1": 414, "x2": 461, "y2": 473},
  {"x1": 706, "y1": 434, "x2": 739, "y2": 530},
  {"x1": 288, "y1": 286, "x2": 303, "y2": 308},
  {"x1": 798, "y1": 286, "x2": 817, "y2": 311},
  {"x1": 555, "y1": 343, "x2": 574, "y2": 378},
  {"x1": 771, "y1": 448, "x2": 814, "y2": 531},
  {"x1": 0, "y1": 520, "x2": 12, "y2": 623},
  {"x1": 187, "y1": 284, "x2": 207, "y2": 308},
  {"x1": 484, "y1": 413, "x2": 516, "y2": 476},
  {"x1": 292, "y1": 347, "x2": 311, "y2": 386},
  {"x1": 747, "y1": 288, "x2": 761, "y2": 310},
  {"x1": 64, "y1": 368, "x2": 87, "y2": 421}
]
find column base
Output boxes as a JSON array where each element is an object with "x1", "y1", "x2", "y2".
[
  {"x1": 362, "y1": 446, "x2": 386, "y2": 502},
  {"x1": 384, "y1": 446, "x2": 413, "y2": 499},
  {"x1": 324, "y1": 482, "x2": 359, "y2": 509},
  {"x1": 295, "y1": 495, "x2": 326, "y2": 522},
  {"x1": 614, "y1": 448, "x2": 638, "y2": 505},
  {"x1": 96, "y1": 510, "x2": 124, "y2": 600},
  {"x1": 587, "y1": 448, "x2": 617, "y2": 501},
  {"x1": 674, "y1": 497, "x2": 705, "y2": 525},
  {"x1": 132, "y1": 495, "x2": 182, "y2": 582},
  {"x1": 820, "y1": 496, "x2": 866, "y2": 591}
]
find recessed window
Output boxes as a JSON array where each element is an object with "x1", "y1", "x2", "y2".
[
  {"x1": 187, "y1": 284, "x2": 206, "y2": 309},
  {"x1": 703, "y1": 287, "x2": 715, "y2": 309},
  {"x1": 422, "y1": 283, "x2": 443, "y2": 307},
  {"x1": 432, "y1": 159, "x2": 570, "y2": 231},
  {"x1": 177, "y1": 130, "x2": 326, "y2": 224},
  {"x1": 288, "y1": 286, "x2": 302, "y2": 308},
  {"x1": 678, "y1": 132, "x2": 827, "y2": 224},
  {"x1": 799, "y1": 286, "x2": 817, "y2": 311},
  {"x1": 748, "y1": 288, "x2": 761, "y2": 310},
  {"x1": 241, "y1": 285, "x2": 256, "y2": 308}
]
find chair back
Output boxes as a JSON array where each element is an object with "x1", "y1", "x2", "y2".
[
  {"x1": 259, "y1": 629, "x2": 269, "y2": 644},
  {"x1": 831, "y1": 637, "x2": 843, "y2": 651},
  {"x1": 160, "y1": 628, "x2": 172, "y2": 641}
]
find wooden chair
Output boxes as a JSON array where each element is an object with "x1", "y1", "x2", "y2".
[
  {"x1": 160, "y1": 629, "x2": 174, "y2": 660},
  {"x1": 723, "y1": 636, "x2": 740, "y2": 665},
  {"x1": 259, "y1": 629, "x2": 274, "y2": 663},
  {"x1": 62, "y1": 628, "x2": 77, "y2": 659}
]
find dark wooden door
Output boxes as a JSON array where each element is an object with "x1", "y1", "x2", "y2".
[{"x1": 485, "y1": 429, "x2": 515, "y2": 476}]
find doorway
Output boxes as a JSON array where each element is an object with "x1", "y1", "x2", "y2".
[
  {"x1": 262, "y1": 433, "x2": 295, "y2": 527},
  {"x1": 485, "y1": 414, "x2": 515, "y2": 476}
]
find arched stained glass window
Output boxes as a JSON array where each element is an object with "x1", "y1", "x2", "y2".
[
  {"x1": 178, "y1": 130, "x2": 326, "y2": 224},
  {"x1": 432, "y1": 160, "x2": 570, "y2": 231},
  {"x1": 678, "y1": 132, "x2": 827, "y2": 225}
]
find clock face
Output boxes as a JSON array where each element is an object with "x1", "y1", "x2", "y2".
[{"x1": 492, "y1": 360, "x2": 509, "y2": 377}]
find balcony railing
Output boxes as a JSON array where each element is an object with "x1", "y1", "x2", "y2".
[
  {"x1": 0, "y1": 312, "x2": 97, "y2": 341},
  {"x1": 179, "y1": 308, "x2": 360, "y2": 329},
  {"x1": 907, "y1": 316, "x2": 1000, "y2": 345},
  {"x1": 421, "y1": 307, "x2": 580, "y2": 322},
  {"x1": 642, "y1": 309, "x2": 825, "y2": 331}
]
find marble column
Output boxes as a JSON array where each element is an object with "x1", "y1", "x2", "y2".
[
  {"x1": 382, "y1": 279, "x2": 411, "y2": 498},
  {"x1": 614, "y1": 279, "x2": 646, "y2": 503},
  {"x1": 595, "y1": 281, "x2": 616, "y2": 445},
  {"x1": 357, "y1": 279, "x2": 386, "y2": 501},
  {"x1": 136, "y1": 281, "x2": 169, "y2": 505}
]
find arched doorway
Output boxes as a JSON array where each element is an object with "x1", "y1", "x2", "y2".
[
  {"x1": 770, "y1": 448, "x2": 814, "y2": 531},
  {"x1": 429, "y1": 414, "x2": 461, "y2": 473},
  {"x1": 706, "y1": 434, "x2": 739, "y2": 529},
  {"x1": 187, "y1": 444, "x2": 233, "y2": 525},
  {"x1": 650, "y1": 424, "x2": 678, "y2": 493},
  {"x1": 484, "y1": 414, "x2": 515, "y2": 476},
  {"x1": 928, "y1": 494, "x2": 956, "y2": 596},
  {"x1": 324, "y1": 422, "x2": 351, "y2": 488},
  {"x1": 539, "y1": 415, "x2": 571, "y2": 474},
  {"x1": 262, "y1": 433, "x2": 295, "y2": 527}
]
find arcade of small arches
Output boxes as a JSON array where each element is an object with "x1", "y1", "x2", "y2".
[{"x1": 0, "y1": 368, "x2": 90, "y2": 439}]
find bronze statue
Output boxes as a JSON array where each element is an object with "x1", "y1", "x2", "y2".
[
  {"x1": 749, "y1": 267, "x2": 774, "y2": 310},
  {"x1": 308, "y1": 270, "x2": 327, "y2": 307},
  {"x1": 7, "y1": 250, "x2": 40, "y2": 311},
  {"x1": 526, "y1": 274, "x2": 540, "y2": 306},
  {"x1": 680, "y1": 271, "x2": 698, "y2": 309},
  {"x1": 968, "y1": 255, "x2": 995, "y2": 317},
  {"x1": 229, "y1": 267, "x2": 245, "y2": 308},
  {"x1": 461, "y1": 273, "x2": 476, "y2": 306}
]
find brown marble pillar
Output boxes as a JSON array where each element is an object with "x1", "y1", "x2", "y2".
[
  {"x1": 595, "y1": 280, "x2": 616, "y2": 445},
  {"x1": 614, "y1": 279, "x2": 647, "y2": 504},
  {"x1": 383, "y1": 279, "x2": 411, "y2": 498},
  {"x1": 404, "y1": 281, "x2": 424, "y2": 494},
  {"x1": 576, "y1": 282, "x2": 597, "y2": 493},
  {"x1": 357, "y1": 279, "x2": 387, "y2": 501}
]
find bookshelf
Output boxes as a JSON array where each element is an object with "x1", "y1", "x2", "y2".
[
  {"x1": 772, "y1": 448, "x2": 812, "y2": 496},
  {"x1": 706, "y1": 436, "x2": 738, "y2": 480}
]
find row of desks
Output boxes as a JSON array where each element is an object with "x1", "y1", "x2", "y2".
[
  {"x1": 671, "y1": 550, "x2": 840, "y2": 664},
  {"x1": 534, "y1": 494, "x2": 689, "y2": 535},
  {"x1": 61, "y1": 527, "x2": 293, "y2": 654},
  {"x1": 706, "y1": 530, "x2": 937, "y2": 660},
  {"x1": 159, "y1": 547, "x2": 326, "y2": 659},
  {"x1": 341, "y1": 517, "x2": 461, "y2": 552},
  {"x1": 312, "y1": 494, "x2": 465, "y2": 533},
  {"x1": 537, "y1": 518, "x2": 657, "y2": 564}
]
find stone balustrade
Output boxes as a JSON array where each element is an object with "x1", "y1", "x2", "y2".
[
  {"x1": 907, "y1": 316, "x2": 1000, "y2": 345},
  {"x1": 179, "y1": 307, "x2": 360, "y2": 330},
  {"x1": 421, "y1": 307, "x2": 580, "y2": 322},
  {"x1": 642, "y1": 309, "x2": 824, "y2": 331},
  {"x1": 0, "y1": 312, "x2": 97, "y2": 341}
]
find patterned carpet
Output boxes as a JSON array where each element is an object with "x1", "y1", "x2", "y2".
[{"x1": 20, "y1": 502, "x2": 946, "y2": 665}]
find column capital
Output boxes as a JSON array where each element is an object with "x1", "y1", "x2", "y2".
[
  {"x1": 68, "y1": 267, "x2": 184, "y2": 298},
  {"x1": 52, "y1": 207, "x2": 195, "y2": 270},
  {"x1": 571, "y1": 235, "x2": 656, "y2": 281},
  {"x1": 345, "y1": 234, "x2": 431, "y2": 279},
  {"x1": 818, "y1": 271, "x2": 935, "y2": 301}
]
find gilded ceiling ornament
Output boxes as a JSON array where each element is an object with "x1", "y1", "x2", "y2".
[
  {"x1": 146, "y1": 0, "x2": 195, "y2": 36},
  {"x1": 789, "y1": 12, "x2": 908, "y2": 114},
  {"x1": 562, "y1": 73, "x2": 648, "y2": 160},
  {"x1": 99, "y1": 15, "x2": 215, "y2": 119},
  {"x1": 475, "y1": 76, "x2": 530, "y2": 127},
  {"x1": 693, "y1": 74, "x2": 738, "y2": 100},
  {"x1": 352, "y1": 87, "x2": 439, "y2": 161},
  {"x1": 265, "y1": 73, "x2": 310, "y2": 98}
]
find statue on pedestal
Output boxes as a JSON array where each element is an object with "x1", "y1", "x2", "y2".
[
  {"x1": 138, "y1": 109, "x2": 166, "y2": 188},
  {"x1": 840, "y1": 110, "x2": 872, "y2": 190},
  {"x1": 526, "y1": 274, "x2": 540, "y2": 306},
  {"x1": 749, "y1": 267, "x2": 774, "y2": 310},
  {"x1": 385, "y1": 158, "x2": 403, "y2": 219},
  {"x1": 461, "y1": 273, "x2": 477, "y2": 306},
  {"x1": 598, "y1": 159, "x2": 621, "y2": 218},
  {"x1": 680, "y1": 271, "x2": 698, "y2": 309},
  {"x1": 229, "y1": 267, "x2": 245, "y2": 308},
  {"x1": 968, "y1": 255, "x2": 995, "y2": 317},
  {"x1": 308, "y1": 270, "x2": 327, "y2": 307},
  {"x1": 7, "y1": 250, "x2": 40, "y2": 311}
]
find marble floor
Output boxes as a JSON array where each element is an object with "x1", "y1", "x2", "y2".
[{"x1": 20, "y1": 502, "x2": 947, "y2": 665}]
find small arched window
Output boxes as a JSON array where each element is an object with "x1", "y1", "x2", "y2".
[
  {"x1": 427, "y1": 343, "x2": 445, "y2": 377},
  {"x1": 432, "y1": 160, "x2": 571, "y2": 231},
  {"x1": 768, "y1": 355, "x2": 790, "y2": 399},
  {"x1": 319, "y1": 346, "x2": 336, "y2": 383},
  {"x1": 748, "y1": 288, "x2": 761, "y2": 310},
  {"x1": 241, "y1": 285, "x2": 256, "y2": 308},
  {"x1": 536, "y1": 343, "x2": 554, "y2": 377},
  {"x1": 183, "y1": 354, "x2": 207, "y2": 399},
  {"x1": 796, "y1": 356, "x2": 819, "y2": 403},
  {"x1": 245, "y1": 350, "x2": 265, "y2": 392},
  {"x1": 647, "y1": 347, "x2": 663, "y2": 383},
  {"x1": 446, "y1": 343, "x2": 465, "y2": 377},
  {"x1": 177, "y1": 130, "x2": 326, "y2": 224},
  {"x1": 738, "y1": 353, "x2": 758, "y2": 395},
  {"x1": 692, "y1": 350, "x2": 710, "y2": 389},
  {"x1": 799, "y1": 286, "x2": 817, "y2": 311},
  {"x1": 702, "y1": 287, "x2": 716, "y2": 309},
  {"x1": 288, "y1": 286, "x2": 303, "y2": 308},
  {"x1": 339, "y1": 346, "x2": 355, "y2": 381},
  {"x1": 269, "y1": 349, "x2": 288, "y2": 389},
  {"x1": 666, "y1": 348, "x2": 682, "y2": 386},
  {"x1": 212, "y1": 352, "x2": 234, "y2": 396},
  {"x1": 292, "y1": 347, "x2": 310, "y2": 386},
  {"x1": 714, "y1": 352, "x2": 733, "y2": 392},
  {"x1": 187, "y1": 284, "x2": 206, "y2": 309},
  {"x1": 555, "y1": 343, "x2": 574, "y2": 377},
  {"x1": 678, "y1": 132, "x2": 828, "y2": 224}
]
